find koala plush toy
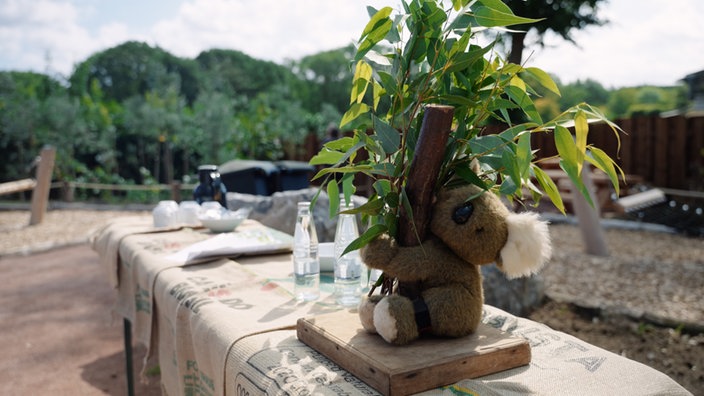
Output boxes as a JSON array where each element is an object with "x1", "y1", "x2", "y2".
[{"x1": 359, "y1": 184, "x2": 552, "y2": 345}]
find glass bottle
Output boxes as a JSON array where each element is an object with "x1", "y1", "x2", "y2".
[
  {"x1": 292, "y1": 202, "x2": 320, "y2": 301},
  {"x1": 193, "y1": 165, "x2": 228, "y2": 208},
  {"x1": 333, "y1": 200, "x2": 364, "y2": 307}
]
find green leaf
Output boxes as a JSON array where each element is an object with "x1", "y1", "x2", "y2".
[
  {"x1": 501, "y1": 149, "x2": 521, "y2": 192},
  {"x1": 498, "y1": 123, "x2": 537, "y2": 142},
  {"x1": 445, "y1": 45, "x2": 492, "y2": 73},
  {"x1": 469, "y1": 135, "x2": 507, "y2": 171},
  {"x1": 356, "y1": 7, "x2": 394, "y2": 62},
  {"x1": 477, "y1": 0, "x2": 514, "y2": 14},
  {"x1": 451, "y1": 0, "x2": 465, "y2": 11},
  {"x1": 372, "y1": 115, "x2": 401, "y2": 154},
  {"x1": 532, "y1": 165, "x2": 565, "y2": 214},
  {"x1": 473, "y1": 6, "x2": 541, "y2": 28},
  {"x1": 523, "y1": 67, "x2": 560, "y2": 96},
  {"x1": 350, "y1": 61, "x2": 372, "y2": 104},
  {"x1": 505, "y1": 85, "x2": 542, "y2": 124},
  {"x1": 372, "y1": 80, "x2": 383, "y2": 111},
  {"x1": 340, "y1": 103, "x2": 369, "y2": 129},
  {"x1": 399, "y1": 187, "x2": 421, "y2": 244},
  {"x1": 453, "y1": 164, "x2": 488, "y2": 190},
  {"x1": 370, "y1": 162, "x2": 396, "y2": 177},
  {"x1": 355, "y1": 197, "x2": 386, "y2": 215},
  {"x1": 324, "y1": 136, "x2": 355, "y2": 151},
  {"x1": 438, "y1": 94, "x2": 476, "y2": 107},
  {"x1": 309, "y1": 149, "x2": 343, "y2": 166},
  {"x1": 361, "y1": 6, "x2": 393, "y2": 39},
  {"x1": 554, "y1": 123, "x2": 592, "y2": 205},
  {"x1": 310, "y1": 141, "x2": 368, "y2": 181},
  {"x1": 586, "y1": 147, "x2": 622, "y2": 196},
  {"x1": 574, "y1": 110, "x2": 588, "y2": 175},
  {"x1": 327, "y1": 181, "x2": 339, "y2": 218},
  {"x1": 342, "y1": 173, "x2": 356, "y2": 200},
  {"x1": 377, "y1": 71, "x2": 398, "y2": 96},
  {"x1": 373, "y1": 179, "x2": 391, "y2": 196},
  {"x1": 343, "y1": 223, "x2": 388, "y2": 256},
  {"x1": 554, "y1": 125, "x2": 578, "y2": 171},
  {"x1": 559, "y1": 158, "x2": 594, "y2": 208},
  {"x1": 469, "y1": 134, "x2": 505, "y2": 155},
  {"x1": 499, "y1": 174, "x2": 518, "y2": 195},
  {"x1": 384, "y1": 191, "x2": 400, "y2": 208},
  {"x1": 516, "y1": 131, "x2": 532, "y2": 179}
]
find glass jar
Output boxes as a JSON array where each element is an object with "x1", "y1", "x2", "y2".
[{"x1": 152, "y1": 200, "x2": 179, "y2": 227}]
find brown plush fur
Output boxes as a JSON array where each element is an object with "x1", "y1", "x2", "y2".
[{"x1": 360, "y1": 184, "x2": 516, "y2": 345}]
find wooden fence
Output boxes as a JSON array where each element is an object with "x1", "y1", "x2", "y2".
[
  {"x1": 498, "y1": 115, "x2": 704, "y2": 192},
  {"x1": 303, "y1": 115, "x2": 703, "y2": 192}
]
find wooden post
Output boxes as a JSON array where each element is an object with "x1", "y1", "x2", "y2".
[
  {"x1": 395, "y1": 105, "x2": 454, "y2": 298},
  {"x1": 62, "y1": 181, "x2": 75, "y2": 202},
  {"x1": 397, "y1": 104, "x2": 455, "y2": 246},
  {"x1": 170, "y1": 181, "x2": 182, "y2": 202},
  {"x1": 29, "y1": 146, "x2": 56, "y2": 226},
  {"x1": 571, "y1": 165, "x2": 609, "y2": 257},
  {"x1": 668, "y1": 116, "x2": 687, "y2": 189},
  {"x1": 653, "y1": 117, "x2": 669, "y2": 187},
  {"x1": 617, "y1": 118, "x2": 634, "y2": 177}
]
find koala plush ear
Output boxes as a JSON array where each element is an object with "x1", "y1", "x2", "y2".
[{"x1": 498, "y1": 212, "x2": 552, "y2": 279}]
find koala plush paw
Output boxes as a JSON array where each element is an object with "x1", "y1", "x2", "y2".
[
  {"x1": 358, "y1": 295, "x2": 383, "y2": 334},
  {"x1": 373, "y1": 295, "x2": 419, "y2": 345}
]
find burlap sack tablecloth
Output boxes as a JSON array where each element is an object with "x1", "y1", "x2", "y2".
[{"x1": 92, "y1": 217, "x2": 692, "y2": 396}]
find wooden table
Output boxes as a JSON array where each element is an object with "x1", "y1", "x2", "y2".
[{"x1": 92, "y1": 217, "x2": 692, "y2": 396}]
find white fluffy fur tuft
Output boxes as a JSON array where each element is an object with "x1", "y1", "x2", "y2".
[
  {"x1": 373, "y1": 298, "x2": 398, "y2": 344},
  {"x1": 358, "y1": 297, "x2": 378, "y2": 334},
  {"x1": 499, "y1": 212, "x2": 552, "y2": 279}
]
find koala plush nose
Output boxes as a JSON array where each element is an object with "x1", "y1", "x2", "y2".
[{"x1": 498, "y1": 212, "x2": 552, "y2": 279}]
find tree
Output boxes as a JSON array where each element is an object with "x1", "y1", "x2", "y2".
[
  {"x1": 69, "y1": 41, "x2": 201, "y2": 105},
  {"x1": 501, "y1": 0, "x2": 607, "y2": 65},
  {"x1": 0, "y1": 72, "x2": 63, "y2": 181},
  {"x1": 196, "y1": 49, "x2": 301, "y2": 101},
  {"x1": 189, "y1": 91, "x2": 238, "y2": 166},
  {"x1": 559, "y1": 78, "x2": 610, "y2": 108},
  {"x1": 294, "y1": 46, "x2": 356, "y2": 114}
]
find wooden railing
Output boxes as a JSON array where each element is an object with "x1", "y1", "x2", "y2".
[
  {"x1": 0, "y1": 146, "x2": 55, "y2": 225},
  {"x1": 59, "y1": 181, "x2": 196, "y2": 203}
]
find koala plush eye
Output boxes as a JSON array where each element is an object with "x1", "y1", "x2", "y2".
[{"x1": 452, "y1": 201, "x2": 474, "y2": 224}]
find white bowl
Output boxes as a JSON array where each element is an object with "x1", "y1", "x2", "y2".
[{"x1": 198, "y1": 208, "x2": 251, "y2": 233}]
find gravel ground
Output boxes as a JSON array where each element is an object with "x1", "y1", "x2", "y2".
[
  {"x1": 0, "y1": 208, "x2": 150, "y2": 255},
  {"x1": 1, "y1": 208, "x2": 702, "y2": 394}
]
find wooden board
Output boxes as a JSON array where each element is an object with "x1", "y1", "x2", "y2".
[{"x1": 297, "y1": 310, "x2": 530, "y2": 396}]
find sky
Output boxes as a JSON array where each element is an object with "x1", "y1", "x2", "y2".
[{"x1": 1, "y1": 0, "x2": 702, "y2": 88}]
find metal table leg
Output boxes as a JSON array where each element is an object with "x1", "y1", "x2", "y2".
[{"x1": 124, "y1": 318, "x2": 135, "y2": 396}]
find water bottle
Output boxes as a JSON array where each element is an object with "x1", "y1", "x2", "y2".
[
  {"x1": 292, "y1": 202, "x2": 320, "y2": 301},
  {"x1": 333, "y1": 200, "x2": 363, "y2": 307}
]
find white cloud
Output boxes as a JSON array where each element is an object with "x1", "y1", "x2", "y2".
[
  {"x1": 0, "y1": 0, "x2": 702, "y2": 87},
  {"x1": 529, "y1": 0, "x2": 704, "y2": 87},
  {"x1": 150, "y1": 0, "x2": 394, "y2": 62},
  {"x1": 0, "y1": 0, "x2": 84, "y2": 75}
]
